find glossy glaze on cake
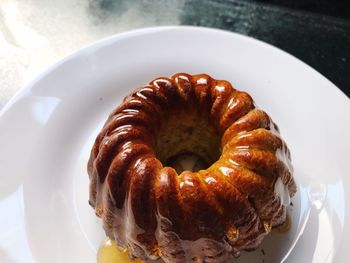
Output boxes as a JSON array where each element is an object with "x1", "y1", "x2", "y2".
[{"x1": 88, "y1": 73, "x2": 297, "y2": 263}]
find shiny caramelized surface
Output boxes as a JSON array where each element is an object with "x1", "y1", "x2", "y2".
[{"x1": 88, "y1": 73, "x2": 297, "y2": 263}]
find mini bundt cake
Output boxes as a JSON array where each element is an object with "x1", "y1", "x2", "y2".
[{"x1": 88, "y1": 73, "x2": 297, "y2": 263}]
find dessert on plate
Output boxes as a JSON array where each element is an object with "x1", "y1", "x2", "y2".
[{"x1": 88, "y1": 73, "x2": 297, "y2": 263}]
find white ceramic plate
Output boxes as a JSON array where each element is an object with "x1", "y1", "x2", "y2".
[{"x1": 0, "y1": 26, "x2": 349, "y2": 263}]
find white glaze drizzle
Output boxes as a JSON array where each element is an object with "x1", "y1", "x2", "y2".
[{"x1": 274, "y1": 177, "x2": 291, "y2": 206}]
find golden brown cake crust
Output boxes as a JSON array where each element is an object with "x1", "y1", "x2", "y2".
[{"x1": 88, "y1": 73, "x2": 297, "y2": 262}]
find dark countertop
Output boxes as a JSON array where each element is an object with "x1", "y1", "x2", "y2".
[
  {"x1": 180, "y1": 0, "x2": 350, "y2": 98},
  {"x1": 1, "y1": 0, "x2": 349, "y2": 109}
]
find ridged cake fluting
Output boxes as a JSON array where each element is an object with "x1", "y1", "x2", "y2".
[{"x1": 88, "y1": 73, "x2": 297, "y2": 263}]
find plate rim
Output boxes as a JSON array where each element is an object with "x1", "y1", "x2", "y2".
[{"x1": 1, "y1": 25, "x2": 349, "y2": 117}]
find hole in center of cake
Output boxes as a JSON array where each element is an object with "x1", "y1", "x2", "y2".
[
  {"x1": 155, "y1": 113, "x2": 221, "y2": 174},
  {"x1": 166, "y1": 152, "x2": 208, "y2": 174}
]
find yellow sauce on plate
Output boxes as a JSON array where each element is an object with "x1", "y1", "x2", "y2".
[
  {"x1": 98, "y1": 238, "x2": 145, "y2": 263},
  {"x1": 276, "y1": 212, "x2": 291, "y2": 233}
]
